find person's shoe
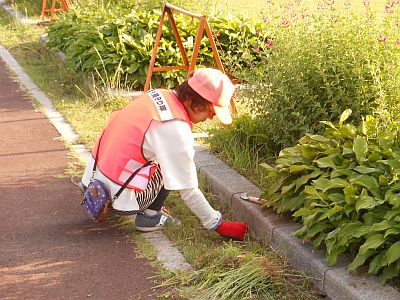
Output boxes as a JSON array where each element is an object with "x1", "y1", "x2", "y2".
[{"x1": 135, "y1": 211, "x2": 181, "y2": 232}]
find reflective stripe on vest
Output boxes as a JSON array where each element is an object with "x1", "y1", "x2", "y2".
[{"x1": 92, "y1": 89, "x2": 192, "y2": 191}]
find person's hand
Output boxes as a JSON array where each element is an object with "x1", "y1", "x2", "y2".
[{"x1": 215, "y1": 219, "x2": 249, "y2": 241}]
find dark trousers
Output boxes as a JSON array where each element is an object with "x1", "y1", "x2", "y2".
[{"x1": 147, "y1": 186, "x2": 170, "y2": 211}]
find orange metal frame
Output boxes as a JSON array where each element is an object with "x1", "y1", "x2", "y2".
[
  {"x1": 144, "y1": 3, "x2": 237, "y2": 113},
  {"x1": 41, "y1": 0, "x2": 70, "y2": 20}
]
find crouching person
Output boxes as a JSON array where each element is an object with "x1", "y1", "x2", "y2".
[{"x1": 80, "y1": 68, "x2": 248, "y2": 241}]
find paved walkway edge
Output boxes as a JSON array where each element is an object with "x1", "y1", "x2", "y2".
[
  {"x1": 193, "y1": 144, "x2": 400, "y2": 300},
  {"x1": 0, "y1": 43, "x2": 191, "y2": 273}
]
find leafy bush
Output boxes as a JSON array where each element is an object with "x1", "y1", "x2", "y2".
[
  {"x1": 262, "y1": 110, "x2": 400, "y2": 284},
  {"x1": 241, "y1": 8, "x2": 400, "y2": 150},
  {"x1": 46, "y1": 0, "x2": 270, "y2": 89}
]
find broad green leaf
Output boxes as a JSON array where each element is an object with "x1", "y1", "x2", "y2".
[
  {"x1": 379, "y1": 175, "x2": 388, "y2": 187},
  {"x1": 312, "y1": 177, "x2": 332, "y2": 191},
  {"x1": 312, "y1": 231, "x2": 327, "y2": 248},
  {"x1": 354, "y1": 166, "x2": 381, "y2": 175},
  {"x1": 348, "y1": 249, "x2": 375, "y2": 272},
  {"x1": 350, "y1": 175, "x2": 381, "y2": 199},
  {"x1": 327, "y1": 245, "x2": 347, "y2": 266},
  {"x1": 327, "y1": 193, "x2": 345, "y2": 203},
  {"x1": 293, "y1": 207, "x2": 313, "y2": 217},
  {"x1": 355, "y1": 195, "x2": 384, "y2": 213},
  {"x1": 378, "y1": 159, "x2": 400, "y2": 172},
  {"x1": 364, "y1": 208, "x2": 388, "y2": 225},
  {"x1": 281, "y1": 181, "x2": 296, "y2": 194},
  {"x1": 348, "y1": 234, "x2": 385, "y2": 272},
  {"x1": 384, "y1": 228, "x2": 400, "y2": 239},
  {"x1": 339, "y1": 124, "x2": 357, "y2": 138},
  {"x1": 304, "y1": 185, "x2": 320, "y2": 197},
  {"x1": 370, "y1": 220, "x2": 392, "y2": 233},
  {"x1": 331, "y1": 168, "x2": 357, "y2": 179},
  {"x1": 305, "y1": 133, "x2": 329, "y2": 143},
  {"x1": 286, "y1": 192, "x2": 307, "y2": 211},
  {"x1": 353, "y1": 136, "x2": 368, "y2": 163},
  {"x1": 289, "y1": 165, "x2": 311, "y2": 173},
  {"x1": 259, "y1": 162, "x2": 274, "y2": 171},
  {"x1": 322, "y1": 178, "x2": 349, "y2": 192},
  {"x1": 385, "y1": 207, "x2": 400, "y2": 220},
  {"x1": 301, "y1": 145, "x2": 317, "y2": 161},
  {"x1": 320, "y1": 121, "x2": 337, "y2": 130},
  {"x1": 339, "y1": 109, "x2": 352, "y2": 126},
  {"x1": 305, "y1": 222, "x2": 331, "y2": 239},
  {"x1": 359, "y1": 234, "x2": 385, "y2": 255},
  {"x1": 385, "y1": 241, "x2": 400, "y2": 265},
  {"x1": 279, "y1": 146, "x2": 301, "y2": 158},
  {"x1": 344, "y1": 185, "x2": 356, "y2": 205},
  {"x1": 368, "y1": 251, "x2": 386, "y2": 274},
  {"x1": 342, "y1": 147, "x2": 354, "y2": 156},
  {"x1": 267, "y1": 176, "x2": 287, "y2": 195},
  {"x1": 380, "y1": 264, "x2": 398, "y2": 285},
  {"x1": 295, "y1": 170, "x2": 322, "y2": 192},
  {"x1": 368, "y1": 152, "x2": 381, "y2": 162},
  {"x1": 276, "y1": 157, "x2": 305, "y2": 167},
  {"x1": 319, "y1": 204, "x2": 343, "y2": 221},
  {"x1": 314, "y1": 156, "x2": 337, "y2": 169}
]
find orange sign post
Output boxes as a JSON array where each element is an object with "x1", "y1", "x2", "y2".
[
  {"x1": 41, "y1": 0, "x2": 70, "y2": 20},
  {"x1": 144, "y1": 3, "x2": 237, "y2": 113}
]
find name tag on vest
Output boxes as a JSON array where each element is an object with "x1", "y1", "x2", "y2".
[{"x1": 148, "y1": 89, "x2": 173, "y2": 121}]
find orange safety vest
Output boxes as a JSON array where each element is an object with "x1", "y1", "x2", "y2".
[{"x1": 92, "y1": 89, "x2": 193, "y2": 190}]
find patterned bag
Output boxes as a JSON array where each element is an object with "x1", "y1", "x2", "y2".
[{"x1": 82, "y1": 179, "x2": 111, "y2": 222}]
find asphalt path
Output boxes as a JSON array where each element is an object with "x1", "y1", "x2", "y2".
[{"x1": 0, "y1": 56, "x2": 161, "y2": 299}]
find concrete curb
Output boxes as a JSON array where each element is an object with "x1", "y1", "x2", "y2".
[
  {"x1": 0, "y1": 0, "x2": 41, "y2": 25},
  {"x1": 193, "y1": 144, "x2": 400, "y2": 300},
  {"x1": 0, "y1": 43, "x2": 191, "y2": 273}
]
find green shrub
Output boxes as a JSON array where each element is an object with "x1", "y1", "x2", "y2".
[
  {"x1": 262, "y1": 110, "x2": 400, "y2": 284},
  {"x1": 46, "y1": 0, "x2": 269, "y2": 89},
  {"x1": 241, "y1": 8, "x2": 400, "y2": 150}
]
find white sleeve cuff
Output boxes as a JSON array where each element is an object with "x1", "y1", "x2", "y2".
[{"x1": 180, "y1": 188, "x2": 222, "y2": 230}]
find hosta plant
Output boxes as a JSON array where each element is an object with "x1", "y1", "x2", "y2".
[{"x1": 262, "y1": 109, "x2": 400, "y2": 284}]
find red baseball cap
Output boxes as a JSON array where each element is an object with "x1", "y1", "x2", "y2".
[{"x1": 188, "y1": 68, "x2": 235, "y2": 125}]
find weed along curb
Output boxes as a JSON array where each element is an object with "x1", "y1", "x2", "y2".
[
  {"x1": 0, "y1": 44, "x2": 191, "y2": 273},
  {"x1": 193, "y1": 143, "x2": 400, "y2": 300}
]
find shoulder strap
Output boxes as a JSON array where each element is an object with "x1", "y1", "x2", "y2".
[{"x1": 112, "y1": 161, "x2": 152, "y2": 201}]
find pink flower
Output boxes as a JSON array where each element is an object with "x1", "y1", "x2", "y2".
[
  {"x1": 253, "y1": 46, "x2": 260, "y2": 52},
  {"x1": 263, "y1": 17, "x2": 269, "y2": 24},
  {"x1": 377, "y1": 35, "x2": 388, "y2": 42},
  {"x1": 396, "y1": 39, "x2": 400, "y2": 46},
  {"x1": 363, "y1": 0, "x2": 370, "y2": 6}
]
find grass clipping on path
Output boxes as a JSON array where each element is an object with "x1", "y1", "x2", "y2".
[{"x1": 187, "y1": 250, "x2": 281, "y2": 300}]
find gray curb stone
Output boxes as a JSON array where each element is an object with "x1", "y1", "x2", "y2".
[{"x1": 194, "y1": 142, "x2": 400, "y2": 300}]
